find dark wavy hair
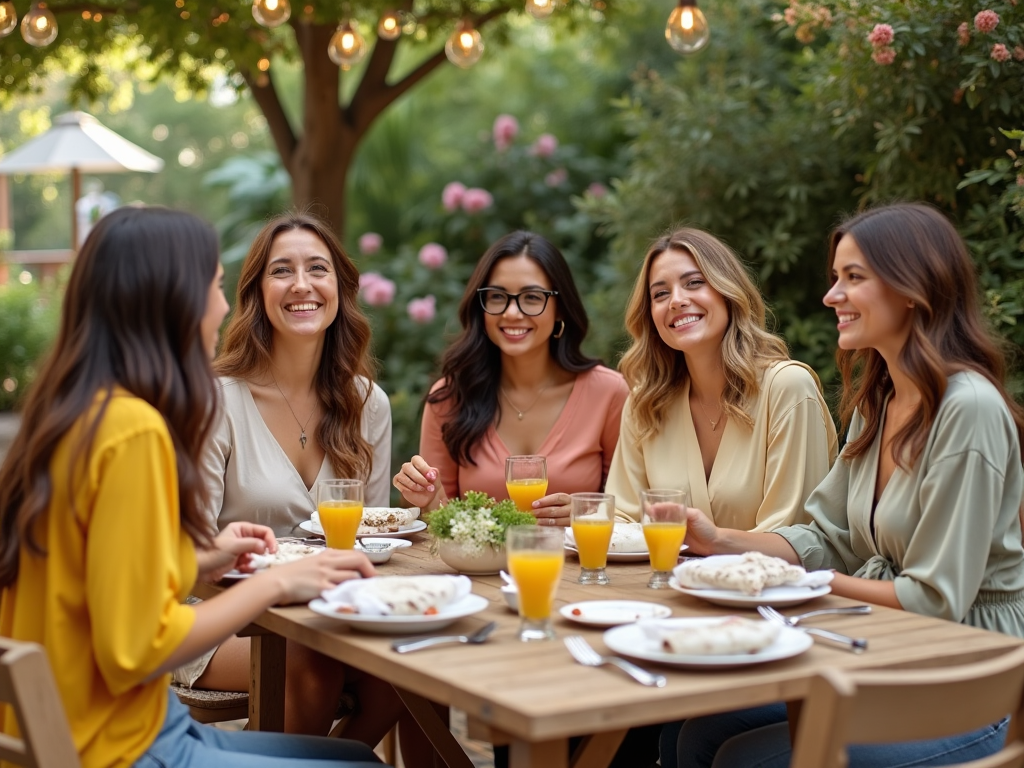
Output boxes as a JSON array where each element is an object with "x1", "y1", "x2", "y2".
[
  {"x1": 0, "y1": 207, "x2": 220, "y2": 588},
  {"x1": 428, "y1": 231, "x2": 600, "y2": 466},
  {"x1": 215, "y1": 212, "x2": 376, "y2": 481},
  {"x1": 831, "y1": 202, "x2": 1024, "y2": 467}
]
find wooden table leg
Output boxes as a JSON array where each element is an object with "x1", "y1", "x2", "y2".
[
  {"x1": 249, "y1": 633, "x2": 286, "y2": 732},
  {"x1": 510, "y1": 738, "x2": 570, "y2": 768},
  {"x1": 394, "y1": 688, "x2": 475, "y2": 768},
  {"x1": 787, "y1": 699, "x2": 803, "y2": 745},
  {"x1": 570, "y1": 730, "x2": 627, "y2": 768}
]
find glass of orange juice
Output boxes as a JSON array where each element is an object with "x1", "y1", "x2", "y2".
[
  {"x1": 506, "y1": 525, "x2": 564, "y2": 641},
  {"x1": 570, "y1": 492, "x2": 614, "y2": 585},
  {"x1": 505, "y1": 455, "x2": 548, "y2": 513},
  {"x1": 316, "y1": 479, "x2": 364, "y2": 550},
  {"x1": 641, "y1": 488, "x2": 689, "y2": 589}
]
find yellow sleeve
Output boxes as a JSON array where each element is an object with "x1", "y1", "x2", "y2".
[{"x1": 85, "y1": 424, "x2": 195, "y2": 696}]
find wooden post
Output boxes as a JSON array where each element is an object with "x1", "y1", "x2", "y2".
[{"x1": 70, "y1": 167, "x2": 81, "y2": 252}]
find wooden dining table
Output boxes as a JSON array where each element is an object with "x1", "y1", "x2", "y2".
[{"x1": 194, "y1": 535, "x2": 1024, "y2": 768}]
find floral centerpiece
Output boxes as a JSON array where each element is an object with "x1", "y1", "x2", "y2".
[{"x1": 428, "y1": 491, "x2": 536, "y2": 575}]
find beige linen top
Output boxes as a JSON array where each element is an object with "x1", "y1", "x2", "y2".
[
  {"x1": 201, "y1": 376, "x2": 392, "y2": 536},
  {"x1": 606, "y1": 360, "x2": 838, "y2": 529},
  {"x1": 777, "y1": 371, "x2": 1024, "y2": 636}
]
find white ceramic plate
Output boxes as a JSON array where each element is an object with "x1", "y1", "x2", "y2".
[
  {"x1": 563, "y1": 544, "x2": 688, "y2": 563},
  {"x1": 668, "y1": 578, "x2": 831, "y2": 608},
  {"x1": 559, "y1": 600, "x2": 672, "y2": 627},
  {"x1": 299, "y1": 518, "x2": 427, "y2": 539},
  {"x1": 308, "y1": 593, "x2": 489, "y2": 634},
  {"x1": 604, "y1": 617, "x2": 813, "y2": 669}
]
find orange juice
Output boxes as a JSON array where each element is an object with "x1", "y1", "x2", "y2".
[
  {"x1": 507, "y1": 550, "x2": 564, "y2": 620},
  {"x1": 643, "y1": 522, "x2": 687, "y2": 571},
  {"x1": 319, "y1": 500, "x2": 363, "y2": 549},
  {"x1": 571, "y1": 519, "x2": 613, "y2": 569},
  {"x1": 506, "y1": 478, "x2": 549, "y2": 512}
]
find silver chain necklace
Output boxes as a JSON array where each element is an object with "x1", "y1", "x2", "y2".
[{"x1": 270, "y1": 374, "x2": 317, "y2": 449}]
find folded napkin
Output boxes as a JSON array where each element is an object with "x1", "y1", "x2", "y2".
[
  {"x1": 639, "y1": 617, "x2": 781, "y2": 656},
  {"x1": 320, "y1": 575, "x2": 472, "y2": 616},
  {"x1": 564, "y1": 522, "x2": 648, "y2": 553},
  {"x1": 673, "y1": 552, "x2": 833, "y2": 595}
]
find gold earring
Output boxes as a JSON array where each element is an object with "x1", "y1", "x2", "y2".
[{"x1": 552, "y1": 319, "x2": 565, "y2": 339}]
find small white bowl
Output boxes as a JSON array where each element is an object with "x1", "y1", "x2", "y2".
[
  {"x1": 500, "y1": 585, "x2": 519, "y2": 612},
  {"x1": 356, "y1": 538, "x2": 411, "y2": 564}
]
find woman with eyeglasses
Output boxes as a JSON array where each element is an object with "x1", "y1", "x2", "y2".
[{"x1": 393, "y1": 231, "x2": 628, "y2": 526}]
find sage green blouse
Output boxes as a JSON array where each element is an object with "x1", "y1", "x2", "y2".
[{"x1": 777, "y1": 371, "x2": 1024, "y2": 638}]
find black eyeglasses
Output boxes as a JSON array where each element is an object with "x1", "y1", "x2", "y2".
[{"x1": 477, "y1": 288, "x2": 558, "y2": 317}]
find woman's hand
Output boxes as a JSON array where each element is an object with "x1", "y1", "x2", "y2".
[
  {"x1": 393, "y1": 455, "x2": 447, "y2": 511},
  {"x1": 531, "y1": 493, "x2": 571, "y2": 527},
  {"x1": 682, "y1": 506, "x2": 721, "y2": 557},
  {"x1": 262, "y1": 549, "x2": 376, "y2": 605},
  {"x1": 196, "y1": 522, "x2": 277, "y2": 582}
]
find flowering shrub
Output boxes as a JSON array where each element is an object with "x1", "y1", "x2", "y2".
[
  {"x1": 358, "y1": 232, "x2": 383, "y2": 255},
  {"x1": 427, "y1": 491, "x2": 536, "y2": 555}
]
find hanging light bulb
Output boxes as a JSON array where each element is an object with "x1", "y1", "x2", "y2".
[
  {"x1": 665, "y1": 0, "x2": 709, "y2": 54},
  {"x1": 328, "y1": 21, "x2": 368, "y2": 70},
  {"x1": 445, "y1": 20, "x2": 484, "y2": 68},
  {"x1": 525, "y1": 0, "x2": 557, "y2": 20},
  {"x1": 377, "y1": 10, "x2": 402, "y2": 40},
  {"x1": 252, "y1": 0, "x2": 291, "y2": 28},
  {"x1": 0, "y1": 2, "x2": 17, "y2": 38},
  {"x1": 21, "y1": 3, "x2": 57, "y2": 47}
]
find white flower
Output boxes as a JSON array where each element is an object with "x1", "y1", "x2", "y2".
[{"x1": 445, "y1": 507, "x2": 504, "y2": 556}]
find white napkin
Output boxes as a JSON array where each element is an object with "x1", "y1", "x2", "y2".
[
  {"x1": 563, "y1": 522, "x2": 648, "y2": 553},
  {"x1": 319, "y1": 575, "x2": 472, "y2": 616}
]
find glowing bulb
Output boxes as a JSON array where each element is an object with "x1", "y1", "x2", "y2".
[
  {"x1": 21, "y1": 3, "x2": 57, "y2": 47},
  {"x1": 445, "y1": 21, "x2": 484, "y2": 68},
  {"x1": 377, "y1": 10, "x2": 402, "y2": 40},
  {"x1": 665, "y1": 0, "x2": 709, "y2": 54},
  {"x1": 0, "y1": 2, "x2": 17, "y2": 38},
  {"x1": 252, "y1": 0, "x2": 291, "y2": 28},
  {"x1": 526, "y1": 0, "x2": 557, "y2": 20},
  {"x1": 328, "y1": 21, "x2": 367, "y2": 70}
]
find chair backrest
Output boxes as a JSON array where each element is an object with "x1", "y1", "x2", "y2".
[
  {"x1": 0, "y1": 637, "x2": 81, "y2": 768},
  {"x1": 791, "y1": 645, "x2": 1024, "y2": 768}
]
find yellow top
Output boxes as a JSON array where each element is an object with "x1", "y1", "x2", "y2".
[{"x1": 0, "y1": 392, "x2": 196, "y2": 768}]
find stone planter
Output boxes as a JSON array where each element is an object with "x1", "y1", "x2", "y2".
[{"x1": 437, "y1": 540, "x2": 507, "y2": 575}]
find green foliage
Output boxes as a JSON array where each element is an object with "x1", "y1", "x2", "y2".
[
  {"x1": 0, "y1": 275, "x2": 63, "y2": 410},
  {"x1": 427, "y1": 490, "x2": 535, "y2": 545}
]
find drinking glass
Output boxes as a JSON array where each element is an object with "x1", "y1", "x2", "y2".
[
  {"x1": 506, "y1": 525, "x2": 564, "y2": 641},
  {"x1": 570, "y1": 492, "x2": 614, "y2": 585},
  {"x1": 641, "y1": 488, "x2": 689, "y2": 589},
  {"x1": 317, "y1": 479, "x2": 364, "y2": 549},
  {"x1": 505, "y1": 455, "x2": 548, "y2": 513}
]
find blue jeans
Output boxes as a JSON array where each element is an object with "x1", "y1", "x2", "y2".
[
  {"x1": 676, "y1": 704, "x2": 1008, "y2": 768},
  {"x1": 133, "y1": 689, "x2": 386, "y2": 768}
]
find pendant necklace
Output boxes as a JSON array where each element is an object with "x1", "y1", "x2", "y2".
[
  {"x1": 696, "y1": 393, "x2": 723, "y2": 432},
  {"x1": 271, "y1": 374, "x2": 317, "y2": 449},
  {"x1": 501, "y1": 383, "x2": 550, "y2": 421}
]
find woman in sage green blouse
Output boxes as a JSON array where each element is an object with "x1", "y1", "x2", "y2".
[{"x1": 673, "y1": 202, "x2": 1024, "y2": 768}]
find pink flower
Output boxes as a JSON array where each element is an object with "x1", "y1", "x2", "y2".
[
  {"x1": 360, "y1": 274, "x2": 396, "y2": 306},
  {"x1": 974, "y1": 9, "x2": 999, "y2": 33},
  {"x1": 493, "y1": 114, "x2": 519, "y2": 152},
  {"x1": 1014, "y1": 46, "x2": 1024, "y2": 61},
  {"x1": 867, "y1": 23, "x2": 894, "y2": 48},
  {"x1": 407, "y1": 295, "x2": 436, "y2": 324},
  {"x1": 544, "y1": 168, "x2": 568, "y2": 187},
  {"x1": 461, "y1": 188, "x2": 494, "y2": 214},
  {"x1": 530, "y1": 133, "x2": 559, "y2": 158},
  {"x1": 442, "y1": 181, "x2": 466, "y2": 212},
  {"x1": 587, "y1": 182, "x2": 608, "y2": 198},
  {"x1": 358, "y1": 232, "x2": 382, "y2": 255},
  {"x1": 991, "y1": 42, "x2": 1011, "y2": 61},
  {"x1": 1017, "y1": 174, "x2": 1024, "y2": 187},
  {"x1": 783, "y1": 7, "x2": 797, "y2": 25},
  {"x1": 957, "y1": 22, "x2": 971, "y2": 46},
  {"x1": 872, "y1": 46, "x2": 896, "y2": 65},
  {"x1": 417, "y1": 242, "x2": 448, "y2": 269}
]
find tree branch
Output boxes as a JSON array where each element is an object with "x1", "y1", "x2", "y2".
[{"x1": 242, "y1": 70, "x2": 297, "y2": 169}]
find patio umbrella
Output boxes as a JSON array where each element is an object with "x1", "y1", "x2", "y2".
[{"x1": 0, "y1": 111, "x2": 164, "y2": 250}]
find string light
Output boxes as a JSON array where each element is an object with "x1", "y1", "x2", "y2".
[
  {"x1": 665, "y1": 0, "x2": 710, "y2": 54},
  {"x1": 525, "y1": 0, "x2": 557, "y2": 20},
  {"x1": 377, "y1": 10, "x2": 402, "y2": 40},
  {"x1": 21, "y1": 2, "x2": 57, "y2": 47},
  {"x1": 328, "y1": 21, "x2": 367, "y2": 70},
  {"x1": 445, "y1": 20, "x2": 484, "y2": 68},
  {"x1": 252, "y1": 0, "x2": 291, "y2": 29},
  {"x1": 0, "y1": 2, "x2": 17, "y2": 37}
]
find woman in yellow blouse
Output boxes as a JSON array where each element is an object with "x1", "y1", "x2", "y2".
[{"x1": 0, "y1": 207, "x2": 386, "y2": 768}]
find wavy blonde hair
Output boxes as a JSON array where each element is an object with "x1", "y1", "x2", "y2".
[{"x1": 619, "y1": 228, "x2": 790, "y2": 443}]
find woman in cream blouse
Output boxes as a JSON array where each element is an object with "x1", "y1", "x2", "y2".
[{"x1": 605, "y1": 227, "x2": 838, "y2": 530}]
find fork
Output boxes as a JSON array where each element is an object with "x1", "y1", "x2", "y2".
[
  {"x1": 564, "y1": 636, "x2": 667, "y2": 687},
  {"x1": 391, "y1": 621, "x2": 497, "y2": 653},
  {"x1": 758, "y1": 605, "x2": 868, "y2": 653},
  {"x1": 784, "y1": 605, "x2": 871, "y2": 625}
]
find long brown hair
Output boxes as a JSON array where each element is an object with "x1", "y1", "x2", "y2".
[
  {"x1": 619, "y1": 227, "x2": 790, "y2": 443},
  {"x1": 831, "y1": 202, "x2": 1024, "y2": 466},
  {"x1": 0, "y1": 207, "x2": 220, "y2": 588},
  {"x1": 216, "y1": 212, "x2": 376, "y2": 481}
]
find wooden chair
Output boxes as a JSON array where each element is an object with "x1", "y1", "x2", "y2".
[
  {"x1": 171, "y1": 683, "x2": 249, "y2": 725},
  {"x1": 0, "y1": 636, "x2": 80, "y2": 768},
  {"x1": 791, "y1": 645, "x2": 1024, "y2": 768}
]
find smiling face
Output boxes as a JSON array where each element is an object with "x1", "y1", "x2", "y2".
[
  {"x1": 647, "y1": 247, "x2": 730, "y2": 356},
  {"x1": 481, "y1": 254, "x2": 558, "y2": 360},
  {"x1": 261, "y1": 228, "x2": 339, "y2": 342},
  {"x1": 824, "y1": 235, "x2": 914, "y2": 360},
  {"x1": 201, "y1": 263, "x2": 230, "y2": 359}
]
